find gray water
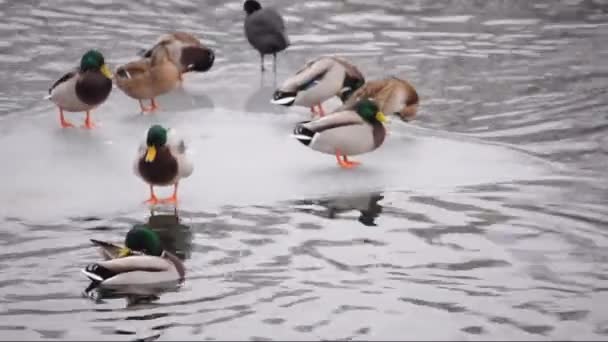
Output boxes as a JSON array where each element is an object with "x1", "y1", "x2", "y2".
[{"x1": 1, "y1": 0, "x2": 608, "y2": 340}]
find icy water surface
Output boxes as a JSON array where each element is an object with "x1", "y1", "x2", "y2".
[{"x1": 1, "y1": 0, "x2": 608, "y2": 340}]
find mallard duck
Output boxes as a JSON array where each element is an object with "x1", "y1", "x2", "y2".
[
  {"x1": 115, "y1": 42, "x2": 180, "y2": 113},
  {"x1": 82, "y1": 226, "x2": 186, "y2": 294},
  {"x1": 140, "y1": 31, "x2": 215, "y2": 80},
  {"x1": 243, "y1": 0, "x2": 290, "y2": 72},
  {"x1": 271, "y1": 56, "x2": 365, "y2": 117},
  {"x1": 46, "y1": 49, "x2": 113, "y2": 129},
  {"x1": 292, "y1": 98, "x2": 388, "y2": 168},
  {"x1": 337, "y1": 76, "x2": 419, "y2": 122},
  {"x1": 134, "y1": 124, "x2": 193, "y2": 205}
]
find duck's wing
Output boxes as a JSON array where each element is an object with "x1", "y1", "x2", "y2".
[
  {"x1": 302, "y1": 110, "x2": 364, "y2": 133},
  {"x1": 90, "y1": 239, "x2": 123, "y2": 260},
  {"x1": 170, "y1": 31, "x2": 201, "y2": 46},
  {"x1": 99, "y1": 255, "x2": 172, "y2": 273},
  {"x1": 279, "y1": 58, "x2": 334, "y2": 92},
  {"x1": 116, "y1": 59, "x2": 151, "y2": 79},
  {"x1": 333, "y1": 57, "x2": 364, "y2": 81},
  {"x1": 335, "y1": 80, "x2": 388, "y2": 111},
  {"x1": 167, "y1": 128, "x2": 193, "y2": 178},
  {"x1": 48, "y1": 68, "x2": 78, "y2": 94}
]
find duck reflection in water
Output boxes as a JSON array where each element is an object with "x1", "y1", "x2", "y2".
[
  {"x1": 244, "y1": 72, "x2": 285, "y2": 114},
  {"x1": 81, "y1": 208, "x2": 192, "y2": 306},
  {"x1": 294, "y1": 191, "x2": 384, "y2": 226}
]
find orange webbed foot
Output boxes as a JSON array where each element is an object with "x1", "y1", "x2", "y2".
[
  {"x1": 160, "y1": 195, "x2": 178, "y2": 205},
  {"x1": 61, "y1": 121, "x2": 75, "y2": 128},
  {"x1": 144, "y1": 196, "x2": 160, "y2": 205},
  {"x1": 82, "y1": 120, "x2": 96, "y2": 129}
]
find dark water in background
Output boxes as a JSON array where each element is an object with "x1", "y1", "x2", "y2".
[{"x1": 1, "y1": 0, "x2": 608, "y2": 340}]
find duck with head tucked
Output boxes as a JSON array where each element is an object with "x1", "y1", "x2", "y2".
[
  {"x1": 337, "y1": 76, "x2": 419, "y2": 122},
  {"x1": 139, "y1": 31, "x2": 215, "y2": 81},
  {"x1": 134, "y1": 124, "x2": 193, "y2": 205},
  {"x1": 82, "y1": 226, "x2": 185, "y2": 294},
  {"x1": 292, "y1": 98, "x2": 388, "y2": 169},
  {"x1": 115, "y1": 41, "x2": 181, "y2": 113},
  {"x1": 46, "y1": 49, "x2": 113, "y2": 129},
  {"x1": 271, "y1": 56, "x2": 365, "y2": 117}
]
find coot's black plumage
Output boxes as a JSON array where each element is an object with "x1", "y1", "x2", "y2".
[{"x1": 243, "y1": 0, "x2": 290, "y2": 72}]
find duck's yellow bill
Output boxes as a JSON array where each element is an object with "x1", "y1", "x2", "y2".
[
  {"x1": 145, "y1": 146, "x2": 157, "y2": 162},
  {"x1": 101, "y1": 64, "x2": 113, "y2": 79},
  {"x1": 376, "y1": 111, "x2": 389, "y2": 123},
  {"x1": 118, "y1": 247, "x2": 131, "y2": 258}
]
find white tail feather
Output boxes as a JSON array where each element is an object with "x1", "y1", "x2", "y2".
[
  {"x1": 291, "y1": 134, "x2": 312, "y2": 140},
  {"x1": 81, "y1": 269, "x2": 104, "y2": 282},
  {"x1": 271, "y1": 96, "x2": 296, "y2": 105}
]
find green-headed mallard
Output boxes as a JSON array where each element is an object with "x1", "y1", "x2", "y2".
[
  {"x1": 243, "y1": 0, "x2": 290, "y2": 72},
  {"x1": 134, "y1": 124, "x2": 193, "y2": 205},
  {"x1": 115, "y1": 42, "x2": 180, "y2": 113},
  {"x1": 46, "y1": 49, "x2": 113, "y2": 129},
  {"x1": 140, "y1": 32, "x2": 215, "y2": 81},
  {"x1": 271, "y1": 56, "x2": 365, "y2": 117},
  {"x1": 337, "y1": 76, "x2": 419, "y2": 122},
  {"x1": 82, "y1": 226, "x2": 185, "y2": 293},
  {"x1": 292, "y1": 98, "x2": 388, "y2": 169}
]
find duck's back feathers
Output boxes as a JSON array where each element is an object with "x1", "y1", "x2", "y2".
[
  {"x1": 275, "y1": 57, "x2": 363, "y2": 107},
  {"x1": 337, "y1": 77, "x2": 419, "y2": 121},
  {"x1": 115, "y1": 48, "x2": 180, "y2": 101},
  {"x1": 302, "y1": 110, "x2": 364, "y2": 133},
  {"x1": 245, "y1": 8, "x2": 289, "y2": 54},
  {"x1": 293, "y1": 110, "x2": 385, "y2": 156},
  {"x1": 83, "y1": 252, "x2": 183, "y2": 287}
]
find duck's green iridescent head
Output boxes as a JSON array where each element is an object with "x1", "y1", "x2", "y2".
[
  {"x1": 80, "y1": 49, "x2": 113, "y2": 79},
  {"x1": 118, "y1": 226, "x2": 163, "y2": 257},
  {"x1": 144, "y1": 124, "x2": 168, "y2": 163},
  {"x1": 355, "y1": 98, "x2": 388, "y2": 124}
]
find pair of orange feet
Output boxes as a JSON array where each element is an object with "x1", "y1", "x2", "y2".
[
  {"x1": 59, "y1": 109, "x2": 96, "y2": 129},
  {"x1": 335, "y1": 152, "x2": 360, "y2": 169},
  {"x1": 144, "y1": 195, "x2": 178, "y2": 206},
  {"x1": 139, "y1": 99, "x2": 159, "y2": 114},
  {"x1": 310, "y1": 104, "x2": 325, "y2": 118}
]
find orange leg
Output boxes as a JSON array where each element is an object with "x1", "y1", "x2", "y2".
[
  {"x1": 150, "y1": 98, "x2": 159, "y2": 111},
  {"x1": 317, "y1": 104, "x2": 325, "y2": 117},
  {"x1": 145, "y1": 185, "x2": 160, "y2": 205},
  {"x1": 343, "y1": 155, "x2": 360, "y2": 166},
  {"x1": 139, "y1": 100, "x2": 153, "y2": 113},
  {"x1": 82, "y1": 111, "x2": 96, "y2": 129},
  {"x1": 161, "y1": 183, "x2": 178, "y2": 204},
  {"x1": 59, "y1": 108, "x2": 74, "y2": 128},
  {"x1": 335, "y1": 150, "x2": 360, "y2": 169},
  {"x1": 310, "y1": 106, "x2": 317, "y2": 117}
]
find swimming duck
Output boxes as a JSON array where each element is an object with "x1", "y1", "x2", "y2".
[
  {"x1": 46, "y1": 49, "x2": 113, "y2": 129},
  {"x1": 271, "y1": 56, "x2": 365, "y2": 117},
  {"x1": 243, "y1": 0, "x2": 290, "y2": 72},
  {"x1": 115, "y1": 41, "x2": 180, "y2": 113},
  {"x1": 82, "y1": 226, "x2": 186, "y2": 294},
  {"x1": 292, "y1": 98, "x2": 388, "y2": 169},
  {"x1": 337, "y1": 76, "x2": 419, "y2": 122},
  {"x1": 134, "y1": 124, "x2": 193, "y2": 205},
  {"x1": 140, "y1": 31, "x2": 215, "y2": 81}
]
